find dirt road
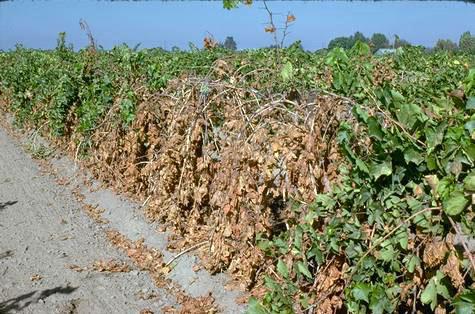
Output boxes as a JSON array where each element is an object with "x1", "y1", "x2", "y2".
[{"x1": 0, "y1": 125, "x2": 243, "y2": 314}]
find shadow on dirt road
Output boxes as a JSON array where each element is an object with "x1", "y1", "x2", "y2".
[
  {"x1": 0, "y1": 250, "x2": 14, "y2": 260},
  {"x1": 0, "y1": 286, "x2": 77, "y2": 314},
  {"x1": 0, "y1": 201, "x2": 17, "y2": 211}
]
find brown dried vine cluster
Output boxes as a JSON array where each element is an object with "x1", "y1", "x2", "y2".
[
  {"x1": 372, "y1": 58, "x2": 396, "y2": 87},
  {"x1": 59, "y1": 67, "x2": 353, "y2": 292},
  {"x1": 1, "y1": 61, "x2": 353, "y2": 298}
]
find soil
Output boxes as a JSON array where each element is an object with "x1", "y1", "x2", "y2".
[{"x1": 0, "y1": 124, "x2": 244, "y2": 314}]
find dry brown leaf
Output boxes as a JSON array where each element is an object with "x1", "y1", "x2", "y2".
[
  {"x1": 443, "y1": 252, "x2": 464, "y2": 290},
  {"x1": 83, "y1": 204, "x2": 108, "y2": 224},
  {"x1": 91, "y1": 260, "x2": 131, "y2": 273},
  {"x1": 435, "y1": 305, "x2": 447, "y2": 314},
  {"x1": 423, "y1": 240, "x2": 448, "y2": 268},
  {"x1": 67, "y1": 264, "x2": 87, "y2": 272}
]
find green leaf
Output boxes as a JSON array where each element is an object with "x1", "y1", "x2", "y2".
[
  {"x1": 396, "y1": 103, "x2": 426, "y2": 129},
  {"x1": 443, "y1": 191, "x2": 469, "y2": 216},
  {"x1": 454, "y1": 289, "x2": 475, "y2": 314},
  {"x1": 296, "y1": 261, "x2": 312, "y2": 279},
  {"x1": 368, "y1": 116, "x2": 384, "y2": 140},
  {"x1": 281, "y1": 62, "x2": 294, "y2": 82},
  {"x1": 276, "y1": 260, "x2": 289, "y2": 279},
  {"x1": 355, "y1": 158, "x2": 370, "y2": 174},
  {"x1": 421, "y1": 278, "x2": 437, "y2": 310},
  {"x1": 293, "y1": 226, "x2": 303, "y2": 252},
  {"x1": 246, "y1": 297, "x2": 268, "y2": 314},
  {"x1": 433, "y1": 271, "x2": 450, "y2": 298},
  {"x1": 404, "y1": 148, "x2": 423, "y2": 165},
  {"x1": 407, "y1": 255, "x2": 420, "y2": 273},
  {"x1": 223, "y1": 0, "x2": 240, "y2": 9},
  {"x1": 315, "y1": 194, "x2": 336, "y2": 208},
  {"x1": 425, "y1": 123, "x2": 446, "y2": 150},
  {"x1": 437, "y1": 177, "x2": 454, "y2": 200},
  {"x1": 455, "y1": 302, "x2": 475, "y2": 314},
  {"x1": 369, "y1": 286, "x2": 391, "y2": 314},
  {"x1": 463, "y1": 142, "x2": 475, "y2": 161},
  {"x1": 464, "y1": 171, "x2": 475, "y2": 192},
  {"x1": 397, "y1": 230, "x2": 409, "y2": 250},
  {"x1": 307, "y1": 245, "x2": 323, "y2": 264},
  {"x1": 436, "y1": 279, "x2": 451, "y2": 300},
  {"x1": 467, "y1": 97, "x2": 475, "y2": 110},
  {"x1": 354, "y1": 105, "x2": 369, "y2": 123},
  {"x1": 391, "y1": 90, "x2": 405, "y2": 103},
  {"x1": 464, "y1": 120, "x2": 475, "y2": 135},
  {"x1": 408, "y1": 197, "x2": 423, "y2": 211},
  {"x1": 256, "y1": 238, "x2": 272, "y2": 252},
  {"x1": 421, "y1": 272, "x2": 451, "y2": 310},
  {"x1": 370, "y1": 160, "x2": 392, "y2": 180},
  {"x1": 352, "y1": 283, "x2": 371, "y2": 303},
  {"x1": 459, "y1": 289, "x2": 475, "y2": 303},
  {"x1": 379, "y1": 245, "x2": 396, "y2": 262}
]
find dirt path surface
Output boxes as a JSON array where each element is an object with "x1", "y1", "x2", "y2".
[{"x1": 0, "y1": 125, "x2": 244, "y2": 314}]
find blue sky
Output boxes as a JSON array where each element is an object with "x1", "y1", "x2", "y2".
[{"x1": 1, "y1": 0, "x2": 475, "y2": 51}]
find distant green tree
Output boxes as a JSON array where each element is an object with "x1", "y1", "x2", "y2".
[
  {"x1": 56, "y1": 32, "x2": 73, "y2": 52},
  {"x1": 223, "y1": 36, "x2": 237, "y2": 51},
  {"x1": 56, "y1": 32, "x2": 67, "y2": 51},
  {"x1": 353, "y1": 31, "x2": 369, "y2": 44},
  {"x1": 394, "y1": 35, "x2": 411, "y2": 48},
  {"x1": 188, "y1": 42, "x2": 199, "y2": 51},
  {"x1": 435, "y1": 39, "x2": 458, "y2": 52},
  {"x1": 328, "y1": 32, "x2": 369, "y2": 50},
  {"x1": 328, "y1": 36, "x2": 354, "y2": 50},
  {"x1": 371, "y1": 33, "x2": 390, "y2": 52},
  {"x1": 288, "y1": 40, "x2": 304, "y2": 51},
  {"x1": 459, "y1": 31, "x2": 475, "y2": 53}
]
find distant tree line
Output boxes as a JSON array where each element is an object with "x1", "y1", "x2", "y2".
[
  {"x1": 212, "y1": 32, "x2": 475, "y2": 54},
  {"x1": 326, "y1": 31, "x2": 475, "y2": 54},
  {"x1": 136, "y1": 32, "x2": 475, "y2": 54},
  {"x1": 435, "y1": 31, "x2": 475, "y2": 53},
  {"x1": 328, "y1": 32, "x2": 411, "y2": 52}
]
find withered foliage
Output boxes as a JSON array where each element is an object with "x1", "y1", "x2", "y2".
[
  {"x1": 83, "y1": 204, "x2": 109, "y2": 224},
  {"x1": 68, "y1": 259, "x2": 131, "y2": 273},
  {"x1": 1, "y1": 60, "x2": 353, "y2": 307},
  {"x1": 106, "y1": 229, "x2": 218, "y2": 313},
  {"x1": 106, "y1": 230, "x2": 164, "y2": 283},
  {"x1": 91, "y1": 259, "x2": 130, "y2": 272},
  {"x1": 443, "y1": 252, "x2": 464, "y2": 290},
  {"x1": 423, "y1": 240, "x2": 448, "y2": 268},
  {"x1": 163, "y1": 293, "x2": 217, "y2": 314},
  {"x1": 203, "y1": 37, "x2": 218, "y2": 50},
  {"x1": 372, "y1": 58, "x2": 396, "y2": 87},
  {"x1": 69, "y1": 75, "x2": 351, "y2": 291}
]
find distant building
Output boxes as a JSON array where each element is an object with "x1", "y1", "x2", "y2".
[{"x1": 375, "y1": 48, "x2": 397, "y2": 56}]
